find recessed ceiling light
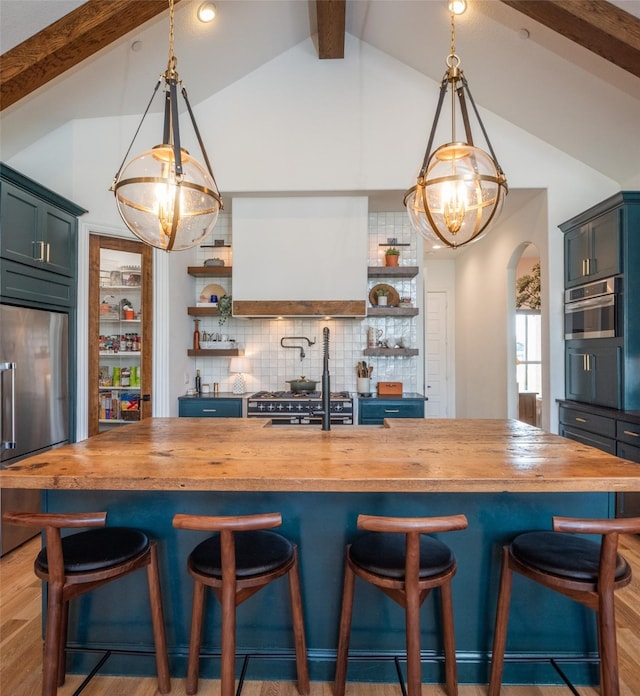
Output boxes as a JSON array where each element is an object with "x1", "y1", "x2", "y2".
[
  {"x1": 448, "y1": 0, "x2": 467, "y2": 15},
  {"x1": 197, "y1": 2, "x2": 216, "y2": 23}
]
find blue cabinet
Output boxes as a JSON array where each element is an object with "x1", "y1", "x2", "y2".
[
  {"x1": 178, "y1": 396, "x2": 242, "y2": 418},
  {"x1": 561, "y1": 192, "x2": 640, "y2": 410},
  {"x1": 358, "y1": 395, "x2": 424, "y2": 424},
  {"x1": 559, "y1": 401, "x2": 640, "y2": 518},
  {"x1": 0, "y1": 164, "x2": 86, "y2": 307},
  {"x1": 565, "y1": 339, "x2": 622, "y2": 409},
  {"x1": 563, "y1": 207, "x2": 621, "y2": 287}
]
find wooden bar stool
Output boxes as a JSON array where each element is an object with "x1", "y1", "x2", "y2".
[
  {"x1": 489, "y1": 516, "x2": 640, "y2": 696},
  {"x1": 334, "y1": 513, "x2": 468, "y2": 696},
  {"x1": 1, "y1": 510, "x2": 171, "y2": 696},
  {"x1": 172, "y1": 511, "x2": 309, "y2": 696}
]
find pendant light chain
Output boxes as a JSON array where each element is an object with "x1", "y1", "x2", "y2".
[
  {"x1": 167, "y1": 0, "x2": 178, "y2": 80},
  {"x1": 450, "y1": 11, "x2": 456, "y2": 60},
  {"x1": 448, "y1": 12, "x2": 459, "y2": 148}
]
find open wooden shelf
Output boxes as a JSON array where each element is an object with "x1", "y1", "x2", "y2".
[
  {"x1": 188, "y1": 266, "x2": 232, "y2": 277},
  {"x1": 187, "y1": 349, "x2": 244, "y2": 357},
  {"x1": 188, "y1": 306, "x2": 222, "y2": 316},
  {"x1": 363, "y1": 348, "x2": 419, "y2": 357},
  {"x1": 367, "y1": 306, "x2": 419, "y2": 317},
  {"x1": 368, "y1": 266, "x2": 419, "y2": 278}
]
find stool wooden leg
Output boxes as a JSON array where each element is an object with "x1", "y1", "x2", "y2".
[
  {"x1": 334, "y1": 554, "x2": 356, "y2": 696},
  {"x1": 288, "y1": 547, "x2": 310, "y2": 695},
  {"x1": 146, "y1": 543, "x2": 171, "y2": 694},
  {"x1": 220, "y1": 574, "x2": 237, "y2": 696},
  {"x1": 597, "y1": 591, "x2": 620, "y2": 696},
  {"x1": 404, "y1": 578, "x2": 422, "y2": 696},
  {"x1": 186, "y1": 581, "x2": 206, "y2": 696},
  {"x1": 440, "y1": 581, "x2": 458, "y2": 696},
  {"x1": 42, "y1": 583, "x2": 64, "y2": 696},
  {"x1": 488, "y1": 547, "x2": 513, "y2": 696},
  {"x1": 56, "y1": 601, "x2": 69, "y2": 687}
]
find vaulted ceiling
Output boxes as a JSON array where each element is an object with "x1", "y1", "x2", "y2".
[{"x1": 1, "y1": 0, "x2": 640, "y2": 186}]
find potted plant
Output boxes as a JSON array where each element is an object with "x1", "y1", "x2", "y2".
[
  {"x1": 376, "y1": 287, "x2": 389, "y2": 306},
  {"x1": 218, "y1": 294, "x2": 232, "y2": 325},
  {"x1": 385, "y1": 247, "x2": 400, "y2": 267}
]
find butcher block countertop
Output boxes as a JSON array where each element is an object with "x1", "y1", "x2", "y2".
[{"x1": 2, "y1": 418, "x2": 639, "y2": 493}]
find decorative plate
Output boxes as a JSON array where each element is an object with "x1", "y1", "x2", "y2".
[
  {"x1": 369, "y1": 283, "x2": 400, "y2": 307},
  {"x1": 199, "y1": 283, "x2": 227, "y2": 303}
]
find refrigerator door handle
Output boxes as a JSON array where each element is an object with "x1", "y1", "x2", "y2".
[{"x1": 1, "y1": 361, "x2": 17, "y2": 450}]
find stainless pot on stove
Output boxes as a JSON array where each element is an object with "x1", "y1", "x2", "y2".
[{"x1": 285, "y1": 377, "x2": 318, "y2": 393}]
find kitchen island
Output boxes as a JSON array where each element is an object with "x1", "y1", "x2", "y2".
[{"x1": 2, "y1": 418, "x2": 639, "y2": 686}]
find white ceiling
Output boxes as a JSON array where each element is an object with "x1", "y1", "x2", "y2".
[{"x1": 1, "y1": 0, "x2": 640, "y2": 189}]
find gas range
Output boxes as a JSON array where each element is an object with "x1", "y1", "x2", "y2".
[{"x1": 247, "y1": 391, "x2": 353, "y2": 425}]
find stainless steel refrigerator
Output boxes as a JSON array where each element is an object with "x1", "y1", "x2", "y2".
[{"x1": 1, "y1": 304, "x2": 69, "y2": 555}]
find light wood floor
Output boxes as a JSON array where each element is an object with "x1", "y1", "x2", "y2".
[{"x1": 1, "y1": 535, "x2": 639, "y2": 696}]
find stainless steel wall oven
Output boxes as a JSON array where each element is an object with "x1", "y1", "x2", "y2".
[{"x1": 564, "y1": 276, "x2": 620, "y2": 340}]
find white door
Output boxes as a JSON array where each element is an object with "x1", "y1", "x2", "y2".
[{"x1": 425, "y1": 291, "x2": 449, "y2": 417}]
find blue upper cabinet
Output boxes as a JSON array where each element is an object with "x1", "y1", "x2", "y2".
[
  {"x1": 1, "y1": 164, "x2": 86, "y2": 309},
  {"x1": 562, "y1": 202, "x2": 622, "y2": 288},
  {"x1": 0, "y1": 164, "x2": 86, "y2": 279}
]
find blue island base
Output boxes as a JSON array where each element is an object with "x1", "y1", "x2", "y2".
[{"x1": 45, "y1": 490, "x2": 612, "y2": 687}]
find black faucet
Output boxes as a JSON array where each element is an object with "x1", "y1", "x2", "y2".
[
  {"x1": 307, "y1": 327, "x2": 331, "y2": 430},
  {"x1": 321, "y1": 327, "x2": 331, "y2": 431}
]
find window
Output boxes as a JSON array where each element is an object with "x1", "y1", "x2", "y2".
[{"x1": 516, "y1": 311, "x2": 541, "y2": 395}]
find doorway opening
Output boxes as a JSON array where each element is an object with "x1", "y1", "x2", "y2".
[{"x1": 515, "y1": 245, "x2": 541, "y2": 426}]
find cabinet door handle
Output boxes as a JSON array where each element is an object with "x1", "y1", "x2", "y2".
[
  {"x1": 45, "y1": 242, "x2": 50, "y2": 263},
  {"x1": 33, "y1": 240, "x2": 46, "y2": 262},
  {"x1": 575, "y1": 417, "x2": 587, "y2": 423},
  {"x1": 384, "y1": 409, "x2": 400, "y2": 413},
  {"x1": 202, "y1": 409, "x2": 218, "y2": 413},
  {"x1": 623, "y1": 430, "x2": 640, "y2": 438}
]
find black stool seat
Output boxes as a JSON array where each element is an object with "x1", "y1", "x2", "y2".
[
  {"x1": 350, "y1": 532, "x2": 455, "y2": 579},
  {"x1": 511, "y1": 531, "x2": 630, "y2": 583},
  {"x1": 36, "y1": 527, "x2": 149, "y2": 574},
  {"x1": 190, "y1": 529, "x2": 294, "y2": 578}
]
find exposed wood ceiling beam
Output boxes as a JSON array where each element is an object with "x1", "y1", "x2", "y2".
[
  {"x1": 316, "y1": 0, "x2": 346, "y2": 59},
  {"x1": 501, "y1": 0, "x2": 640, "y2": 79},
  {"x1": 0, "y1": 0, "x2": 181, "y2": 111}
]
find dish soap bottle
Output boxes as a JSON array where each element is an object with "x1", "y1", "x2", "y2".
[{"x1": 195, "y1": 369, "x2": 202, "y2": 395}]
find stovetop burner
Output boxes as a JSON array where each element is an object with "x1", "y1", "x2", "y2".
[{"x1": 250, "y1": 391, "x2": 351, "y2": 400}]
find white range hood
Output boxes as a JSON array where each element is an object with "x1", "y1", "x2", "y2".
[{"x1": 231, "y1": 196, "x2": 368, "y2": 317}]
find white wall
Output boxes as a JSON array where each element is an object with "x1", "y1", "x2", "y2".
[{"x1": 5, "y1": 34, "x2": 620, "y2": 428}]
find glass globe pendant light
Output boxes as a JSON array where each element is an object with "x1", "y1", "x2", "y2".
[
  {"x1": 404, "y1": 8, "x2": 507, "y2": 250},
  {"x1": 111, "y1": 0, "x2": 222, "y2": 251}
]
